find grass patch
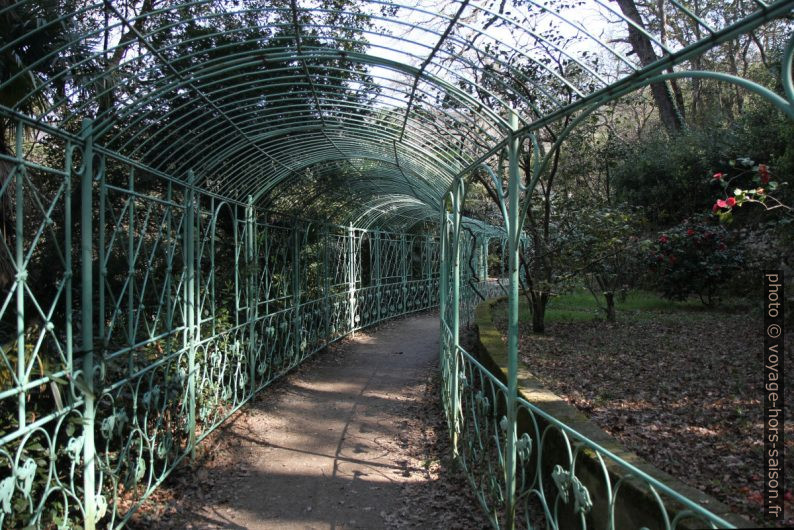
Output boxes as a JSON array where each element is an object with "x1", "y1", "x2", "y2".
[{"x1": 505, "y1": 289, "x2": 750, "y2": 325}]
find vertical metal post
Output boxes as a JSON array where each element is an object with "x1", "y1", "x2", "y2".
[
  {"x1": 292, "y1": 221, "x2": 302, "y2": 358},
  {"x1": 400, "y1": 233, "x2": 407, "y2": 314},
  {"x1": 473, "y1": 237, "x2": 480, "y2": 283},
  {"x1": 14, "y1": 121, "x2": 25, "y2": 430},
  {"x1": 322, "y1": 224, "x2": 330, "y2": 338},
  {"x1": 184, "y1": 170, "x2": 197, "y2": 460},
  {"x1": 165, "y1": 181, "x2": 173, "y2": 348},
  {"x1": 505, "y1": 111, "x2": 521, "y2": 529},
  {"x1": 450, "y1": 177, "x2": 463, "y2": 455},
  {"x1": 64, "y1": 141, "x2": 74, "y2": 401},
  {"x1": 501, "y1": 238, "x2": 506, "y2": 278},
  {"x1": 262, "y1": 222, "x2": 269, "y2": 324},
  {"x1": 233, "y1": 206, "x2": 241, "y2": 330},
  {"x1": 475, "y1": 239, "x2": 479, "y2": 281},
  {"x1": 195, "y1": 198, "x2": 203, "y2": 345},
  {"x1": 79, "y1": 119, "x2": 96, "y2": 530},
  {"x1": 438, "y1": 207, "x2": 447, "y2": 355},
  {"x1": 438, "y1": 206, "x2": 447, "y2": 433},
  {"x1": 246, "y1": 197, "x2": 257, "y2": 393},
  {"x1": 424, "y1": 235, "x2": 431, "y2": 293},
  {"x1": 481, "y1": 238, "x2": 489, "y2": 282},
  {"x1": 96, "y1": 156, "x2": 105, "y2": 376},
  {"x1": 208, "y1": 197, "x2": 216, "y2": 337},
  {"x1": 126, "y1": 168, "x2": 134, "y2": 373},
  {"x1": 374, "y1": 231, "x2": 381, "y2": 321},
  {"x1": 347, "y1": 223, "x2": 355, "y2": 332},
  {"x1": 97, "y1": 158, "x2": 105, "y2": 375}
]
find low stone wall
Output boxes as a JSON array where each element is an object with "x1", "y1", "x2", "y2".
[{"x1": 472, "y1": 298, "x2": 751, "y2": 529}]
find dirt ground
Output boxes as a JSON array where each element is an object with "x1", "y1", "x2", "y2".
[
  {"x1": 490, "y1": 301, "x2": 794, "y2": 528},
  {"x1": 129, "y1": 313, "x2": 489, "y2": 529}
]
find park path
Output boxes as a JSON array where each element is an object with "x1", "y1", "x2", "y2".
[{"x1": 133, "y1": 313, "x2": 488, "y2": 529}]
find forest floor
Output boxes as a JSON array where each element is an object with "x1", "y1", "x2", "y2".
[
  {"x1": 491, "y1": 291, "x2": 794, "y2": 528},
  {"x1": 128, "y1": 312, "x2": 489, "y2": 529}
]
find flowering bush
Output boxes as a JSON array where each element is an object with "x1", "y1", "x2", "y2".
[
  {"x1": 710, "y1": 159, "x2": 791, "y2": 222},
  {"x1": 647, "y1": 216, "x2": 744, "y2": 305}
]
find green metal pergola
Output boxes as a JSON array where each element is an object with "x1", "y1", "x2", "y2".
[{"x1": 0, "y1": 0, "x2": 792, "y2": 527}]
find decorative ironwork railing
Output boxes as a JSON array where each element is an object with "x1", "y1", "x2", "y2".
[
  {"x1": 437, "y1": 116, "x2": 741, "y2": 530},
  {"x1": 0, "y1": 115, "x2": 501, "y2": 528},
  {"x1": 439, "y1": 325, "x2": 740, "y2": 529}
]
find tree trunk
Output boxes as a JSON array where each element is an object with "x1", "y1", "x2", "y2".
[
  {"x1": 657, "y1": 0, "x2": 686, "y2": 123},
  {"x1": 531, "y1": 292, "x2": 548, "y2": 333},
  {"x1": 98, "y1": 0, "x2": 156, "y2": 116},
  {"x1": 613, "y1": 0, "x2": 684, "y2": 133},
  {"x1": 605, "y1": 292, "x2": 616, "y2": 322}
]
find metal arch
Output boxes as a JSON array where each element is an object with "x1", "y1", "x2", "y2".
[
  {"x1": 4, "y1": 0, "x2": 790, "y2": 209},
  {"x1": 2, "y1": 0, "x2": 794, "y2": 528},
  {"x1": 254, "y1": 155, "x2": 445, "y2": 206},
  {"x1": 101, "y1": 52, "x2": 506, "y2": 153},
  {"x1": 17, "y1": 8, "x2": 512, "y2": 188},
  {"x1": 438, "y1": 19, "x2": 794, "y2": 530},
  {"x1": 181, "y1": 113, "x2": 469, "y2": 184},
  {"x1": 3, "y1": 1, "x2": 790, "y2": 219},
  {"x1": 350, "y1": 195, "x2": 439, "y2": 229},
  {"x1": 231, "y1": 140, "x2": 456, "y2": 203},
  {"x1": 87, "y1": 60, "x2": 499, "y2": 196}
]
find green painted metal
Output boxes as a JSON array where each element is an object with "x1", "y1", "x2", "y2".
[
  {"x1": 505, "y1": 111, "x2": 521, "y2": 529},
  {"x1": 347, "y1": 223, "x2": 355, "y2": 332},
  {"x1": 14, "y1": 121, "x2": 24, "y2": 432},
  {"x1": 438, "y1": 205, "x2": 449, "y2": 372},
  {"x1": 1, "y1": 0, "x2": 793, "y2": 527},
  {"x1": 185, "y1": 170, "x2": 197, "y2": 462},
  {"x1": 783, "y1": 32, "x2": 794, "y2": 104},
  {"x1": 4, "y1": 0, "x2": 790, "y2": 206},
  {"x1": 80, "y1": 119, "x2": 97, "y2": 530},
  {"x1": 450, "y1": 179, "x2": 462, "y2": 455},
  {"x1": 0, "y1": 115, "x2": 491, "y2": 527},
  {"x1": 374, "y1": 231, "x2": 382, "y2": 321}
]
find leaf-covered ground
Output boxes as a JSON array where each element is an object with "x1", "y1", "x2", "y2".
[{"x1": 491, "y1": 293, "x2": 793, "y2": 527}]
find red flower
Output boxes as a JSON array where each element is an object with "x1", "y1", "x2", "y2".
[
  {"x1": 759, "y1": 164, "x2": 770, "y2": 184},
  {"x1": 716, "y1": 199, "x2": 727, "y2": 208},
  {"x1": 686, "y1": 229, "x2": 696, "y2": 236},
  {"x1": 713, "y1": 172, "x2": 724, "y2": 180},
  {"x1": 726, "y1": 197, "x2": 736, "y2": 207},
  {"x1": 712, "y1": 203, "x2": 720, "y2": 213},
  {"x1": 718, "y1": 243, "x2": 727, "y2": 251},
  {"x1": 658, "y1": 235, "x2": 669, "y2": 244}
]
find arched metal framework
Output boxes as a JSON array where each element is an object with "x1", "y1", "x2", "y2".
[{"x1": 0, "y1": 0, "x2": 792, "y2": 527}]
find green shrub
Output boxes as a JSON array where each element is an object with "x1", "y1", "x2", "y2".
[{"x1": 646, "y1": 215, "x2": 744, "y2": 305}]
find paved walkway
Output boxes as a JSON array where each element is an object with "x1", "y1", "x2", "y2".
[{"x1": 154, "y1": 313, "x2": 464, "y2": 529}]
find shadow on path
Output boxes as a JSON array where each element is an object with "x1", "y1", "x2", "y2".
[{"x1": 129, "y1": 313, "x2": 489, "y2": 529}]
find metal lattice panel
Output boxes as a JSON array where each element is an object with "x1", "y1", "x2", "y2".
[
  {"x1": 1, "y1": 0, "x2": 792, "y2": 528},
  {"x1": 2, "y1": 0, "x2": 792, "y2": 226}
]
